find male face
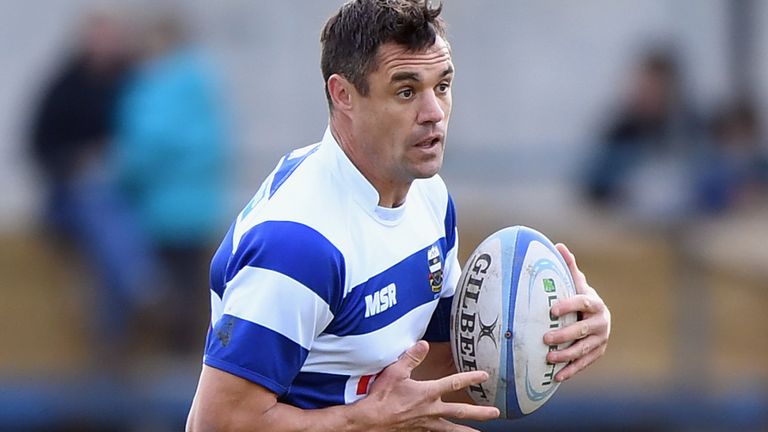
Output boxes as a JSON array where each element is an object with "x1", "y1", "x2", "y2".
[{"x1": 349, "y1": 36, "x2": 454, "y2": 187}]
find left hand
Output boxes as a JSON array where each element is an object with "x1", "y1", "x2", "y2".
[{"x1": 543, "y1": 243, "x2": 611, "y2": 382}]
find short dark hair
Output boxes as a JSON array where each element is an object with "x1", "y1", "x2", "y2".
[{"x1": 320, "y1": 0, "x2": 446, "y2": 108}]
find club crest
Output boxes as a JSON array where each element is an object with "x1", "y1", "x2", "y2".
[{"x1": 428, "y1": 244, "x2": 443, "y2": 293}]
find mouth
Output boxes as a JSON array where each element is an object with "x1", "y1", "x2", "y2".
[{"x1": 414, "y1": 134, "x2": 443, "y2": 149}]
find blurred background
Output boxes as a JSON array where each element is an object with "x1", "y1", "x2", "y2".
[{"x1": 0, "y1": 0, "x2": 766, "y2": 431}]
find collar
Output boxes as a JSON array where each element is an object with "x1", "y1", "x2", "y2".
[{"x1": 320, "y1": 127, "x2": 407, "y2": 225}]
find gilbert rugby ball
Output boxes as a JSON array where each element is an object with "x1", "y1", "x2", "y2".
[{"x1": 450, "y1": 226, "x2": 578, "y2": 418}]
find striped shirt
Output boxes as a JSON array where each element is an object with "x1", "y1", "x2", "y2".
[{"x1": 204, "y1": 127, "x2": 460, "y2": 408}]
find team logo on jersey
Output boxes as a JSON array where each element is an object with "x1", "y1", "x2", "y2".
[{"x1": 428, "y1": 245, "x2": 443, "y2": 293}]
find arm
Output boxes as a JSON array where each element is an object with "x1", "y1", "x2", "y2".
[
  {"x1": 187, "y1": 341, "x2": 499, "y2": 432},
  {"x1": 544, "y1": 243, "x2": 612, "y2": 381},
  {"x1": 187, "y1": 365, "x2": 356, "y2": 432}
]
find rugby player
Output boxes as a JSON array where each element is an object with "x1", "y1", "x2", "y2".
[{"x1": 187, "y1": 1, "x2": 611, "y2": 430}]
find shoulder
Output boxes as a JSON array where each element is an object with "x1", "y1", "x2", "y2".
[
  {"x1": 234, "y1": 143, "x2": 324, "y2": 231},
  {"x1": 236, "y1": 143, "x2": 353, "y2": 238},
  {"x1": 231, "y1": 142, "x2": 343, "y2": 269},
  {"x1": 239, "y1": 140, "x2": 364, "y2": 238}
]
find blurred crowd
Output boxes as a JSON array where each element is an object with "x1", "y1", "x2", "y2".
[
  {"x1": 584, "y1": 48, "x2": 768, "y2": 223},
  {"x1": 27, "y1": 8, "x2": 229, "y2": 369}
]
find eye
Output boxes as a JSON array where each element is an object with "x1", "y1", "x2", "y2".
[
  {"x1": 436, "y1": 83, "x2": 450, "y2": 94},
  {"x1": 397, "y1": 88, "x2": 414, "y2": 100}
]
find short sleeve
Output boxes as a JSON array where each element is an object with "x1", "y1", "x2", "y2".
[{"x1": 204, "y1": 221, "x2": 345, "y2": 395}]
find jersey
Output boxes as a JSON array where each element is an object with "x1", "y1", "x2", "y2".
[{"x1": 203, "y1": 128, "x2": 461, "y2": 409}]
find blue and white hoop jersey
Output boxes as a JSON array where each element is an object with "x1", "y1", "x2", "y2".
[{"x1": 204, "y1": 128, "x2": 460, "y2": 409}]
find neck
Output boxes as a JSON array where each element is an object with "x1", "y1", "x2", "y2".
[{"x1": 329, "y1": 116, "x2": 411, "y2": 208}]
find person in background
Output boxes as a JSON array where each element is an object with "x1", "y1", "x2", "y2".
[
  {"x1": 696, "y1": 100, "x2": 768, "y2": 213},
  {"x1": 28, "y1": 9, "x2": 155, "y2": 366},
  {"x1": 113, "y1": 13, "x2": 230, "y2": 354},
  {"x1": 30, "y1": 11, "x2": 130, "y2": 198},
  {"x1": 585, "y1": 49, "x2": 701, "y2": 220}
]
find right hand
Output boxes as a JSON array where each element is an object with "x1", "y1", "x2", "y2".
[{"x1": 356, "y1": 341, "x2": 500, "y2": 431}]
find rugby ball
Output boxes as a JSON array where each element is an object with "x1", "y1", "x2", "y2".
[{"x1": 449, "y1": 226, "x2": 577, "y2": 418}]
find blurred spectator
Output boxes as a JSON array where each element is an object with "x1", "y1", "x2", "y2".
[
  {"x1": 27, "y1": 9, "x2": 156, "y2": 366},
  {"x1": 113, "y1": 14, "x2": 229, "y2": 354},
  {"x1": 696, "y1": 100, "x2": 768, "y2": 213},
  {"x1": 30, "y1": 9, "x2": 131, "y2": 235},
  {"x1": 585, "y1": 49, "x2": 702, "y2": 221}
]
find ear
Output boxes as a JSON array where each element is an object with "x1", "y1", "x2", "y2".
[{"x1": 327, "y1": 74, "x2": 355, "y2": 112}]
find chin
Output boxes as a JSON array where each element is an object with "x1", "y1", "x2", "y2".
[{"x1": 412, "y1": 161, "x2": 443, "y2": 179}]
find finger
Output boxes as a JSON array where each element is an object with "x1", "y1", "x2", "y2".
[
  {"x1": 439, "y1": 402, "x2": 500, "y2": 421},
  {"x1": 375, "y1": 341, "x2": 431, "y2": 386},
  {"x1": 546, "y1": 334, "x2": 602, "y2": 364},
  {"x1": 420, "y1": 417, "x2": 483, "y2": 432},
  {"x1": 554, "y1": 343, "x2": 606, "y2": 382},
  {"x1": 544, "y1": 315, "x2": 606, "y2": 345},
  {"x1": 397, "y1": 340, "x2": 430, "y2": 374},
  {"x1": 556, "y1": 243, "x2": 590, "y2": 295},
  {"x1": 432, "y1": 370, "x2": 489, "y2": 396},
  {"x1": 550, "y1": 294, "x2": 603, "y2": 317},
  {"x1": 555, "y1": 243, "x2": 575, "y2": 267},
  {"x1": 555, "y1": 243, "x2": 579, "y2": 277}
]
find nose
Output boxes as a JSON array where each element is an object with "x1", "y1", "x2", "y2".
[{"x1": 416, "y1": 91, "x2": 445, "y2": 125}]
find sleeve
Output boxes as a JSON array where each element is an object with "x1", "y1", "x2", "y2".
[
  {"x1": 423, "y1": 194, "x2": 461, "y2": 343},
  {"x1": 204, "y1": 220, "x2": 345, "y2": 396}
]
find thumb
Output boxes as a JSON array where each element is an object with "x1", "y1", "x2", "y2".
[
  {"x1": 369, "y1": 341, "x2": 430, "y2": 393},
  {"x1": 397, "y1": 340, "x2": 430, "y2": 375}
]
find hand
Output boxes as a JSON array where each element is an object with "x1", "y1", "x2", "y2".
[
  {"x1": 357, "y1": 341, "x2": 500, "y2": 432},
  {"x1": 544, "y1": 243, "x2": 611, "y2": 382}
]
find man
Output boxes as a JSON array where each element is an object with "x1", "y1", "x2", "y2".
[
  {"x1": 187, "y1": 1, "x2": 611, "y2": 431},
  {"x1": 29, "y1": 9, "x2": 155, "y2": 364}
]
